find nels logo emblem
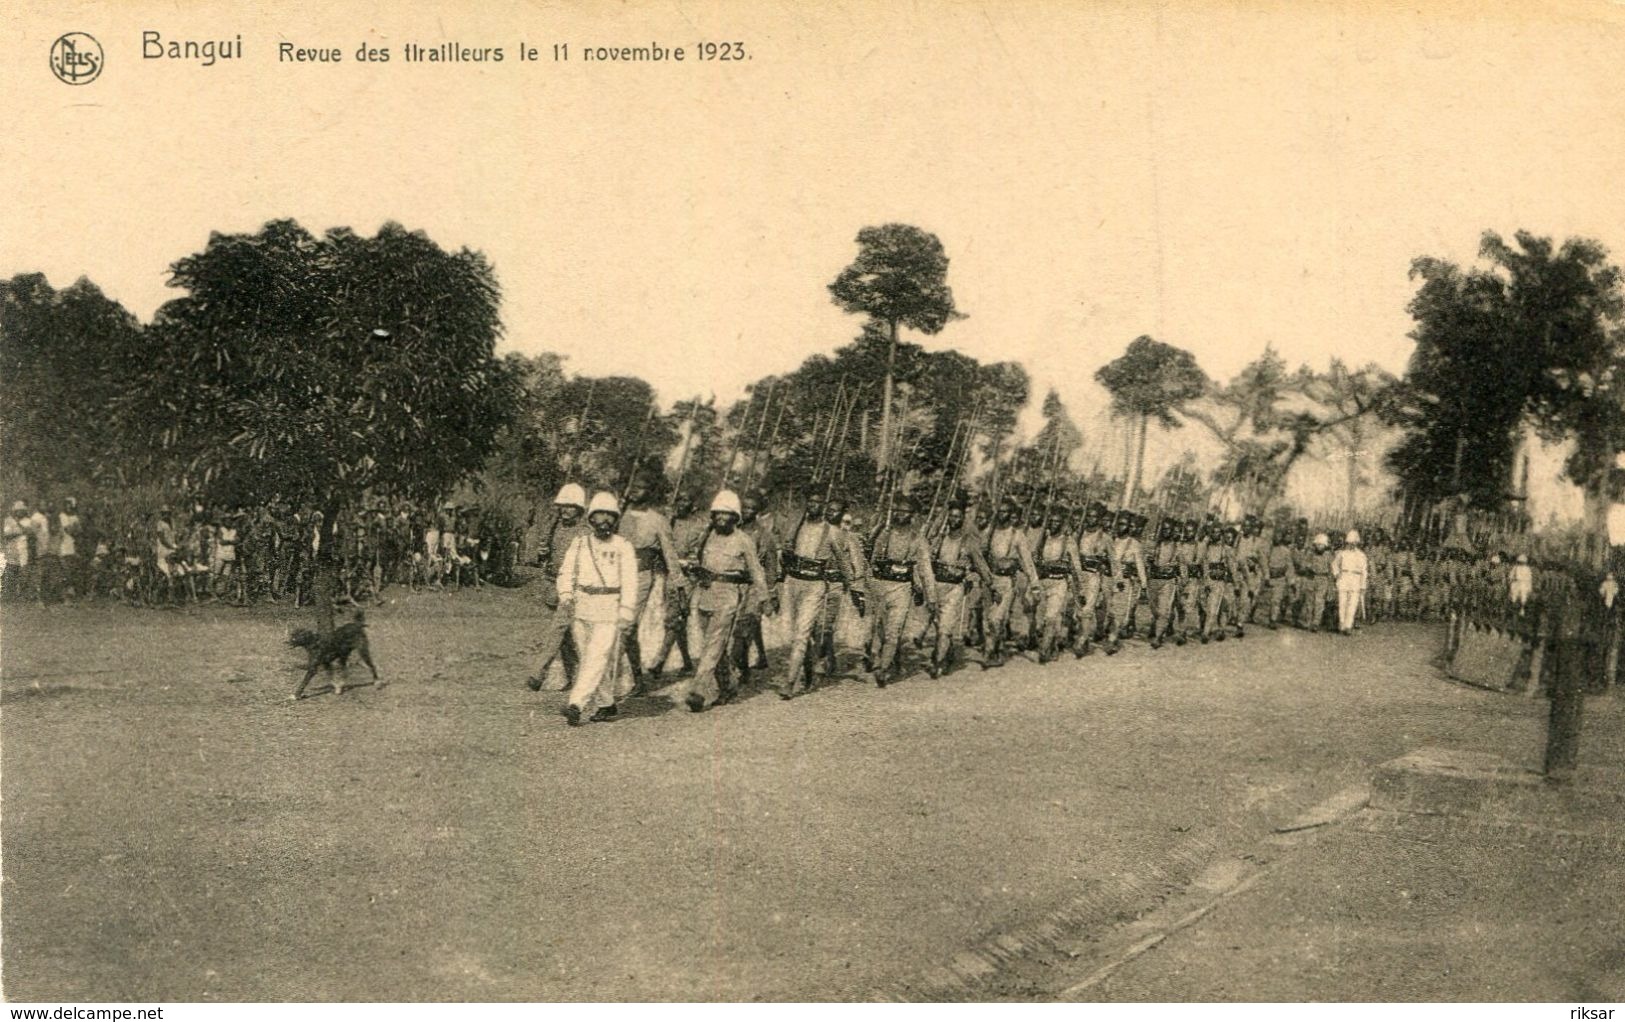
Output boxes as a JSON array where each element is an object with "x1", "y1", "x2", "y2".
[{"x1": 50, "y1": 32, "x2": 103, "y2": 85}]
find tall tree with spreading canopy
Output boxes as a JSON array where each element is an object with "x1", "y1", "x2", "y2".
[
  {"x1": 0, "y1": 274, "x2": 149, "y2": 494},
  {"x1": 1391, "y1": 231, "x2": 1625, "y2": 551},
  {"x1": 125, "y1": 219, "x2": 519, "y2": 632},
  {"x1": 827, "y1": 224, "x2": 962, "y2": 477},
  {"x1": 1094, "y1": 335, "x2": 1207, "y2": 504}
]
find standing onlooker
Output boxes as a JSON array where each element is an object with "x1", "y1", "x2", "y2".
[
  {"x1": 1509, "y1": 553, "x2": 1534, "y2": 613},
  {"x1": 152, "y1": 507, "x2": 178, "y2": 605},
  {"x1": 57, "y1": 497, "x2": 83, "y2": 600},
  {"x1": 3, "y1": 501, "x2": 31, "y2": 602}
]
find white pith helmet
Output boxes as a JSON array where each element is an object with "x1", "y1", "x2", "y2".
[
  {"x1": 587, "y1": 491, "x2": 621, "y2": 518},
  {"x1": 1345, "y1": 530, "x2": 1361, "y2": 545},
  {"x1": 554, "y1": 482, "x2": 587, "y2": 508},
  {"x1": 710, "y1": 490, "x2": 742, "y2": 517},
  {"x1": 1313, "y1": 532, "x2": 1329, "y2": 547}
]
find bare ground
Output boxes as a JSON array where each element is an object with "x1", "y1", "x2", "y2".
[{"x1": 2, "y1": 583, "x2": 1619, "y2": 1001}]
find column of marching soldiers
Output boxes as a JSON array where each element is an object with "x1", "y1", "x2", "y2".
[{"x1": 527, "y1": 480, "x2": 1418, "y2": 726}]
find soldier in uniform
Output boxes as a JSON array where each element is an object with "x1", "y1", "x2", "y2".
[
  {"x1": 732, "y1": 491, "x2": 779, "y2": 686},
  {"x1": 651, "y1": 495, "x2": 706, "y2": 681},
  {"x1": 865, "y1": 496, "x2": 937, "y2": 686},
  {"x1": 1030, "y1": 503, "x2": 1086, "y2": 663},
  {"x1": 926, "y1": 502, "x2": 992, "y2": 677},
  {"x1": 1146, "y1": 515, "x2": 1183, "y2": 649},
  {"x1": 1072, "y1": 501, "x2": 1115, "y2": 656},
  {"x1": 557, "y1": 492, "x2": 639, "y2": 726},
  {"x1": 1298, "y1": 532, "x2": 1335, "y2": 631},
  {"x1": 819, "y1": 496, "x2": 871, "y2": 682},
  {"x1": 1260, "y1": 524, "x2": 1296, "y2": 628},
  {"x1": 1170, "y1": 517, "x2": 1204, "y2": 645},
  {"x1": 982, "y1": 498, "x2": 1039, "y2": 667},
  {"x1": 618, "y1": 482, "x2": 687, "y2": 691},
  {"x1": 1200, "y1": 523, "x2": 1242, "y2": 642},
  {"x1": 1015, "y1": 503, "x2": 1049, "y2": 650},
  {"x1": 679, "y1": 490, "x2": 770, "y2": 713},
  {"x1": 1105, "y1": 509, "x2": 1148, "y2": 654},
  {"x1": 777, "y1": 491, "x2": 864, "y2": 698},
  {"x1": 527, "y1": 483, "x2": 588, "y2": 692},
  {"x1": 1235, "y1": 515, "x2": 1266, "y2": 626},
  {"x1": 963, "y1": 500, "x2": 994, "y2": 649}
]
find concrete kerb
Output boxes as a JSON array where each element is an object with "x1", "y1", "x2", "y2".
[{"x1": 1370, "y1": 747, "x2": 1625, "y2": 834}]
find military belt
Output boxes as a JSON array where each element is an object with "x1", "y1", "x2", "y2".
[
  {"x1": 871, "y1": 558, "x2": 913, "y2": 583},
  {"x1": 1039, "y1": 563, "x2": 1071, "y2": 580},
  {"x1": 933, "y1": 562, "x2": 967, "y2": 584}
]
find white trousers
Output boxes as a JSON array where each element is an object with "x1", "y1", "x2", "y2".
[
  {"x1": 1336, "y1": 582, "x2": 1363, "y2": 632},
  {"x1": 567, "y1": 618, "x2": 627, "y2": 712}
]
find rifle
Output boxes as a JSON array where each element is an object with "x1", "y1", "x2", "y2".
[
  {"x1": 668, "y1": 396, "x2": 702, "y2": 508},
  {"x1": 619, "y1": 400, "x2": 658, "y2": 504},
  {"x1": 721, "y1": 386, "x2": 761, "y2": 487},
  {"x1": 742, "y1": 378, "x2": 779, "y2": 490},
  {"x1": 809, "y1": 377, "x2": 849, "y2": 496},
  {"x1": 750, "y1": 395, "x2": 787, "y2": 492},
  {"x1": 561, "y1": 378, "x2": 597, "y2": 482}
]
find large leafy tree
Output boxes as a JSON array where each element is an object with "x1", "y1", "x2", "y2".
[
  {"x1": 0, "y1": 274, "x2": 148, "y2": 494},
  {"x1": 1390, "y1": 231, "x2": 1625, "y2": 545},
  {"x1": 827, "y1": 224, "x2": 962, "y2": 474},
  {"x1": 125, "y1": 219, "x2": 519, "y2": 630},
  {"x1": 1094, "y1": 335, "x2": 1207, "y2": 504}
]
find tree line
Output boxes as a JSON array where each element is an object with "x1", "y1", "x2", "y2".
[{"x1": 6, "y1": 219, "x2": 1624, "y2": 601}]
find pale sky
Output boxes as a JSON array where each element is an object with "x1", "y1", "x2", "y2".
[{"x1": 7, "y1": 0, "x2": 1625, "y2": 497}]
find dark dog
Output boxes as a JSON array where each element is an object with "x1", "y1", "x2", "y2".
[{"x1": 289, "y1": 610, "x2": 381, "y2": 699}]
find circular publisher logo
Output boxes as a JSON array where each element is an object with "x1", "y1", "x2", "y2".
[{"x1": 50, "y1": 32, "x2": 103, "y2": 85}]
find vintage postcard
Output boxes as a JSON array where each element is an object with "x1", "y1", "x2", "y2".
[{"x1": 3, "y1": 0, "x2": 1624, "y2": 1009}]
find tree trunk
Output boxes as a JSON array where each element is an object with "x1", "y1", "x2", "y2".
[
  {"x1": 877, "y1": 318, "x2": 899, "y2": 477},
  {"x1": 1119, "y1": 418, "x2": 1134, "y2": 505},
  {"x1": 1583, "y1": 479, "x2": 1610, "y2": 571},
  {"x1": 1123, "y1": 414, "x2": 1149, "y2": 506}
]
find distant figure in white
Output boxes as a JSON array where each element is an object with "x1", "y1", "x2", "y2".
[
  {"x1": 557, "y1": 491, "x2": 638, "y2": 727},
  {"x1": 1509, "y1": 553, "x2": 1534, "y2": 612},
  {"x1": 1330, "y1": 530, "x2": 1368, "y2": 636}
]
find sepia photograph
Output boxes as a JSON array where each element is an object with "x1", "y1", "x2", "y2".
[{"x1": 2, "y1": 0, "x2": 1623, "y2": 1007}]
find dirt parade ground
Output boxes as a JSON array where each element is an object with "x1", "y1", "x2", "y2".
[{"x1": 3, "y1": 580, "x2": 1622, "y2": 1002}]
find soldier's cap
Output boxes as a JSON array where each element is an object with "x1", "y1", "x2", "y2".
[
  {"x1": 10, "y1": 500, "x2": 25, "y2": 512},
  {"x1": 893, "y1": 495, "x2": 918, "y2": 513},
  {"x1": 587, "y1": 491, "x2": 621, "y2": 518},
  {"x1": 742, "y1": 490, "x2": 765, "y2": 506},
  {"x1": 1313, "y1": 532, "x2": 1329, "y2": 546},
  {"x1": 947, "y1": 499, "x2": 968, "y2": 512}
]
